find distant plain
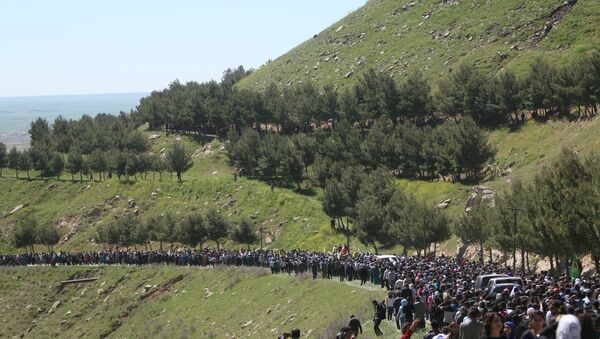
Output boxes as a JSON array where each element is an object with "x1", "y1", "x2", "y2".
[{"x1": 0, "y1": 93, "x2": 146, "y2": 149}]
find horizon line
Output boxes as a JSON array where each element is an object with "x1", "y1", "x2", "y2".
[{"x1": 0, "y1": 91, "x2": 150, "y2": 99}]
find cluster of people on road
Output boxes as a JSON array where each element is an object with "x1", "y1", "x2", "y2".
[
  {"x1": 2, "y1": 247, "x2": 599, "y2": 338},
  {"x1": 363, "y1": 256, "x2": 599, "y2": 338}
]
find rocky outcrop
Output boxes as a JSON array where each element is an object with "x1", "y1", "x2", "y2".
[{"x1": 465, "y1": 186, "x2": 495, "y2": 212}]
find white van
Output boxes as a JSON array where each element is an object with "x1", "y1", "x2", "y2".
[{"x1": 375, "y1": 255, "x2": 400, "y2": 265}]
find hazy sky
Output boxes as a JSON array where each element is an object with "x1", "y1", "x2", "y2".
[{"x1": 0, "y1": 1, "x2": 366, "y2": 97}]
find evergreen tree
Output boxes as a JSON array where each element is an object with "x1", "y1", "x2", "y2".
[
  {"x1": 31, "y1": 148, "x2": 50, "y2": 179},
  {"x1": 353, "y1": 169, "x2": 394, "y2": 253},
  {"x1": 453, "y1": 118, "x2": 496, "y2": 181},
  {"x1": 435, "y1": 64, "x2": 489, "y2": 123},
  {"x1": 322, "y1": 179, "x2": 350, "y2": 228},
  {"x1": 361, "y1": 117, "x2": 396, "y2": 170},
  {"x1": 355, "y1": 68, "x2": 400, "y2": 123},
  {"x1": 175, "y1": 213, "x2": 206, "y2": 248},
  {"x1": 7, "y1": 146, "x2": 20, "y2": 179},
  {"x1": 51, "y1": 115, "x2": 72, "y2": 153},
  {"x1": 153, "y1": 212, "x2": 177, "y2": 250},
  {"x1": 493, "y1": 71, "x2": 523, "y2": 122},
  {"x1": 19, "y1": 149, "x2": 33, "y2": 180},
  {"x1": 0, "y1": 142, "x2": 6, "y2": 177},
  {"x1": 385, "y1": 188, "x2": 412, "y2": 255},
  {"x1": 135, "y1": 221, "x2": 151, "y2": 248},
  {"x1": 35, "y1": 223, "x2": 60, "y2": 252},
  {"x1": 114, "y1": 151, "x2": 128, "y2": 181},
  {"x1": 167, "y1": 142, "x2": 192, "y2": 182},
  {"x1": 456, "y1": 199, "x2": 495, "y2": 263},
  {"x1": 13, "y1": 214, "x2": 37, "y2": 254},
  {"x1": 48, "y1": 152, "x2": 64, "y2": 180},
  {"x1": 67, "y1": 149, "x2": 84, "y2": 182},
  {"x1": 152, "y1": 155, "x2": 167, "y2": 180},
  {"x1": 231, "y1": 219, "x2": 258, "y2": 250},
  {"x1": 123, "y1": 130, "x2": 150, "y2": 153},
  {"x1": 205, "y1": 209, "x2": 229, "y2": 250},
  {"x1": 29, "y1": 118, "x2": 52, "y2": 152},
  {"x1": 522, "y1": 57, "x2": 555, "y2": 117},
  {"x1": 398, "y1": 70, "x2": 433, "y2": 123},
  {"x1": 338, "y1": 88, "x2": 360, "y2": 123}
]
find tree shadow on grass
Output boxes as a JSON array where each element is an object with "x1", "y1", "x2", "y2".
[{"x1": 295, "y1": 186, "x2": 318, "y2": 196}]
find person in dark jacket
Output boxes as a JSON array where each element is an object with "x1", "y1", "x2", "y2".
[
  {"x1": 348, "y1": 315, "x2": 363, "y2": 337},
  {"x1": 372, "y1": 300, "x2": 385, "y2": 336}
]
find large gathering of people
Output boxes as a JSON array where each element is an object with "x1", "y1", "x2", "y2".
[{"x1": 1, "y1": 246, "x2": 598, "y2": 338}]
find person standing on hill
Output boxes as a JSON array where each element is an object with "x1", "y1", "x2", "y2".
[
  {"x1": 372, "y1": 299, "x2": 385, "y2": 336},
  {"x1": 348, "y1": 315, "x2": 363, "y2": 337}
]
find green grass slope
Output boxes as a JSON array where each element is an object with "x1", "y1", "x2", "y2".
[
  {"x1": 0, "y1": 265, "x2": 413, "y2": 338},
  {"x1": 3, "y1": 117, "x2": 600, "y2": 254},
  {"x1": 238, "y1": 0, "x2": 600, "y2": 90},
  {"x1": 0, "y1": 129, "x2": 350, "y2": 253}
]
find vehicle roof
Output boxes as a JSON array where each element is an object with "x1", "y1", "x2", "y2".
[
  {"x1": 375, "y1": 255, "x2": 398, "y2": 258},
  {"x1": 492, "y1": 283, "x2": 519, "y2": 287},
  {"x1": 490, "y1": 277, "x2": 522, "y2": 281},
  {"x1": 478, "y1": 274, "x2": 509, "y2": 278}
]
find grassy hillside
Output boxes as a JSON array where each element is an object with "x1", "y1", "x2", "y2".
[
  {"x1": 2, "y1": 117, "x2": 600, "y2": 254},
  {"x1": 0, "y1": 129, "x2": 351, "y2": 253},
  {"x1": 0, "y1": 265, "x2": 415, "y2": 338},
  {"x1": 238, "y1": 0, "x2": 600, "y2": 90}
]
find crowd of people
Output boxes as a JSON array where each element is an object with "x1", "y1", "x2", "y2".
[{"x1": 1, "y1": 247, "x2": 599, "y2": 338}]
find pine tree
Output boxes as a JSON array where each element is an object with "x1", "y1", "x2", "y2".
[
  {"x1": 0, "y1": 142, "x2": 6, "y2": 177},
  {"x1": 205, "y1": 209, "x2": 229, "y2": 250},
  {"x1": 231, "y1": 219, "x2": 258, "y2": 250},
  {"x1": 456, "y1": 199, "x2": 495, "y2": 263},
  {"x1": 35, "y1": 223, "x2": 60, "y2": 252},
  {"x1": 167, "y1": 142, "x2": 192, "y2": 182},
  {"x1": 7, "y1": 146, "x2": 20, "y2": 179},
  {"x1": 398, "y1": 70, "x2": 433, "y2": 123}
]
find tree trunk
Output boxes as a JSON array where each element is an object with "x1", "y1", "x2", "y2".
[
  {"x1": 372, "y1": 241, "x2": 378, "y2": 255},
  {"x1": 26, "y1": 170, "x2": 30, "y2": 180},
  {"x1": 526, "y1": 251, "x2": 530, "y2": 274},
  {"x1": 513, "y1": 247, "x2": 517, "y2": 273},
  {"x1": 521, "y1": 249, "x2": 525, "y2": 276},
  {"x1": 479, "y1": 243, "x2": 484, "y2": 264},
  {"x1": 594, "y1": 255, "x2": 600, "y2": 274},
  {"x1": 15, "y1": 169, "x2": 19, "y2": 179}
]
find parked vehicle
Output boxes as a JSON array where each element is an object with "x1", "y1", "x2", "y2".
[
  {"x1": 487, "y1": 276, "x2": 524, "y2": 289},
  {"x1": 475, "y1": 274, "x2": 508, "y2": 289},
  {"x1": 487, "y1": 283, "x2": 520, "y2": 297},
  {"x1": 375, "y1": 255, "x2": 400, "y2": 265}
]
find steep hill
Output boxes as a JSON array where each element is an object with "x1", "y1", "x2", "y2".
[
  {"x1": 0, "y1": 265, "x2": 410, "y2": 338},
  {"x1": 238, "y1": 0, "x2": 600, "y2": 90}
]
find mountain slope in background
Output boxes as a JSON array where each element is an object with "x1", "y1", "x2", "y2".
[{"x1": 238, "y1": 0, "x2": 600, "y2": 90}]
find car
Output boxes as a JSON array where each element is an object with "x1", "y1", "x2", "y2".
[
  {"x1": 475, "y1": 274, "x2": 508, "y2": 289},
  {"x1": 487, "y1": 283, "x2": 520, "y2": 297},
  {"x1": 375, "y1": 255, "x2": 400, "y2": 265},
  {"x1": 486, "y1": 276, "x2": 524, "y2": 289}
]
